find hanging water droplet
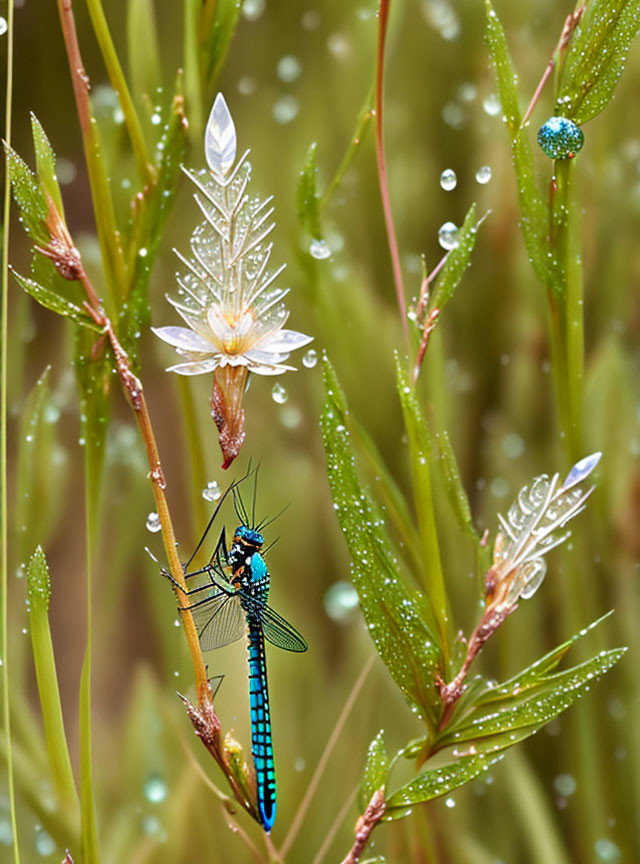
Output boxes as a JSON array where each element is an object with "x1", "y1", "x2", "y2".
[
  {"x1": 440, "y1": 169, "x2": 457, "y2": 191},
  {"x1": 146, "y1": 512, "x2": 162, "y2": 533},
  {"x1": 309, "y1": 238, "x2": 331, "y2": 259},
  {"x1": 271, "y1": 382, "x2": 288, "y2": 404},
  {"x1": 202, "y1": 480, "x2": 222, "y2": 502},
  {"x1": 34, "y1": 825, "x2": 56, "y2": 856},
  {"x1": 438, "y1": 221, "x2": 460, "y2": 250},
  {"x1": 144, "y1": 774, "x2": 168, "y2": 803},
  {"x1": 0, "y1": 18, "x2": 7, "y2": 36},
  {"x1": 324, "y1": 581, "x2": 359, "y2": 622},
  {"x1": 483, "y1": 93, "x2": 501, "y2": 116},
  {"x1": 302, "y1": 349, "x2": 318, "y2": 368},
  {"x1": 475, "y1": 164, "x2": 492, "y2": 184},
  {"x1": 277, "y1": 55, "x2": 302, "y2": 82}
]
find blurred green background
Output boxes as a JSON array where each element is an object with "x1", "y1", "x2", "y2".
[{"x1": 2, "y1": 0, "x2": 639, "y2": 862}]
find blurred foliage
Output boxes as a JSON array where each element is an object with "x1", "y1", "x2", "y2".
[{"x1": 2, "y1": 0, "x2": 640, "y2": 863}]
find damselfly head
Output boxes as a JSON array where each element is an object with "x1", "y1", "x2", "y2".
[{"x1": 235, "y1": 524, "x2": 264, "y2": 548}]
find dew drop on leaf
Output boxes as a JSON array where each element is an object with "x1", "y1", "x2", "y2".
[
  {"x1": 438, "y1": 221, "x2": 460, "y2": 250},
  {"x1": 310, "y1": 238, "x2": 331, "y2": 259}
]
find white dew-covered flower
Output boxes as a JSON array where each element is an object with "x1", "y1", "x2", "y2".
[
  {"x1": 152, "y1": 93, "x2": 313, "y2": 466},
  {"x1": 153, "y1": 93, "x2": 312, "y2": 378},
  {"x1": 491, "y1": 451, "x2": 601, "y2": 607}
]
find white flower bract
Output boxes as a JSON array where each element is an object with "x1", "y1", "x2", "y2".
[{"x1": 153, "y1": 93, "x2": 312, "y2": 377}]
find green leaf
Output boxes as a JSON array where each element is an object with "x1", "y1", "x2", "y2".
[
  {"x1": 433, "y1": 428, "x2": 479, "y2": 547},
  {"x1": 429, "y1": 204, "x2": 481, "y2": 312},
  {"x1": 26, "y1": 548, "x2": 79, "y2": 812},
  {"x1": 201, "y1": 0, "x2": 243, "y2": 89},
  {"x1": 321, "y1": 357, "x2": 441, "y2": 732},
  {"x1": 557, "y1": 0, "x2": 640, "y2": 124},
  {"x1": 484, "y1": 1, "x2": 552, "y2": 286},
  {"x1": 438, "y1": 614, "x2": 624, "y2": 750},
  {"x1": 484, "y1": 0, "x2": 521, "y2": 135},
  {"x1": 30, "y1": 114, "x2": 64, "y2": 216},
  {"x1": 395, "y1": 359, "x2": 449, "y2": 654},
  {"x1": 359, "y1": 730, "x2": 389, "y2": 811},
  {"x1": 12, "y1": 270, "x2": 101, "y2": 331},
  {"x1": 4, "y1": 143, "x2": 48, "y2": 244},
  {"x1": 127, "y1": 0, "x2": 162, "y2": 101},
  {"x1": 385, "y1": 751, "x2": 504, "y2": 814},
  {"x1": 296, "y1": 142, "x2": 323, "y2": 239}
]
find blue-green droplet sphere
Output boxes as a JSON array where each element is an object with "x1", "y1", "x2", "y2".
[{"x1": 537, "y1": 117, "x2": 584, "y2": 160}]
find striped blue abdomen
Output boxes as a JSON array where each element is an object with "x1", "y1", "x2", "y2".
[{"x1": 247, "y1": 619, "x2": 276, "y2": 831}]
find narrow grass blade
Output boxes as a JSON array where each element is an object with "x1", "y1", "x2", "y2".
[
  {"x1": 429, "y1": 204, "x2": 482, "y2": 313},
  {"x1": 30, "y1": 114, "x2": 64, "y2": 215},
  {"x1": 296, "y1": 142, "x2": 322, "y2": 240},
  {"x1": 26, "y1": 548, "x2": 79, "y2": 812},
  {"x1": 359, "y1": 730, "x2": 389, "y2": 811},
  {"x1": 127, "y1": 0, "x2": 162, "y2": 101}
]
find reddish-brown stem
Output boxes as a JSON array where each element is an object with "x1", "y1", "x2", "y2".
[
  {"x1": 416, "y1": 251, "x2": 449, "y2": 321},
  {"x1": 520, "y1": 6, "x2": 586, "y2": 128},
  {"x1": 340, "y1": 788, "x2": 386, "y2": 864},
  {"x1": 375, "y1": 0, "x2": 409, "y2": 345}
]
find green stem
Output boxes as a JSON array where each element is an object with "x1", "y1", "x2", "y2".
[
  {"x1": 183, "y1": 0, "x2": 203, "y2": 139},
  {"x1": 1, "y1": 2, "x2": 20, "y2": 860},
  {"x1": 549, "y1": 158, "x2": 583, "y2": 462},
  {"x1": 57, "y1": 0, "x2": 126, "y2": 308},
  {"x1": 86, "y1": 0, "x2": 156, "y2": 187},
  {"x1": 79, "y1": 449, "x2": 101, "y2": 864}
]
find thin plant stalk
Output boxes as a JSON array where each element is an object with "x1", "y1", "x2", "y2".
[
  {"x1": 310, "y1": 785, "x2": 359, "y2": 864},
  {"x1": 85, "y1": 0, "x2": 156, "y2": 186},
  {"x1": 279, "y1": 653, "x2": 375, "y2": 858},
  {"x1": 1, "y1": 2, "x2": 20, "y2": 860},
  {"x1": 375, "y1": 0, "x2": 409, "y2": 345},
  {"x1": 56, "y1": 0, "x2": 125, "y2": 305}
]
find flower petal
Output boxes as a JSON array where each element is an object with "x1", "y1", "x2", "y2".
[
  {"x1": 248, "y1": 362, "x2": 297, "y2": 376},
  {"x1": 152, "y1": 326, "x2": 214, "y2": 353},
  {"x1": 167, "y1": 358, "x2": 220, "y2": 376},
  {"x1": 244, "y1": 348, "x2": 292, "y2": 365},
  {"x1": 256, "y1": 328, "x2": 313, "y2": 353}
]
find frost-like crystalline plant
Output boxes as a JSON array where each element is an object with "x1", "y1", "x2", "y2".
[{"x1": 153, "y1": 93, "x2": 312, "y2": 467}]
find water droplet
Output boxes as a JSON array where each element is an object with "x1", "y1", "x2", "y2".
[
  {"x1": 0, "y1": 18, "x2": 7, "y2": 37},
  {"x1": 444, "y1": 797, "x2": 456, "y2": 808},
  {"x1": 34, "y1": 825, "x2": 56, "y2": 856},
  {"x1": 146, "y1": 512, "x2": 162, "y2": 533},
  {"x1": 553, "y1": 773, "x2": 576, "y2": 797},
  {"x1": 238, "y1": 76, "x2": 256, "y2": 96},
  {"x1": 144, "y1": 774, "x2": 168, "y2": 803},
  {"x1": 438, "y1": 221, "x2": 459, "y2": 250},
  {"x1": 142, "y1": 814, "x2": 168, "y2": 842},
  {"x1": 458, "y1": 82, "x2": 477, "y2": 103},
  {"x1": 324, "y1": 581, "x2": 359, "y2": 621},
  {"x1": 202, "y1": 481, "x2": 222, "y2": 502},
  {"x1": 293, "y1": 756, "x2": 306, "y2": 772},
  {"x1": 302, "y1": 10, "x2": 320, "y2": 29},
  {"x1": 475, "y1": 164, "x2": 492, "y2": 184},
  {"x1": 440, "y1": 169, "x2": 457, "y2": 191},
  {"x1": 139, "y1": 247, "x2": 148, "y2": 257},
  {"x1": 537, "y1": 116, "x2": 584, "y2": 160},
  {"x1": 271, "y1": 382, "x2": 288, "y2": 404},
  {"x1": 151, "y1": 113, "x2": 161, "y2": 126},
  {"x1": 594, "y1": 839, "x2": 621, "y2": 863},
  {"x1": 327, "y1": 32, "x2": 350, "y2": 59},
  {"x1": 502, "y1": 433, "x2": 524, "y2": 460},
  {"x1": 272, "y1": 94, "x2": 299, "y2": 124},
  {"x1": 483, "y1": 93, "x2": 501, "y2": 116},
  {"x1": 242, "y1": 0, "x2": 265, "y2": 20},
  {"x1": 442, "y1": 102, "x2": 465, "y2": 129},
  {"x1": 302, "y1": 349, "x2": 318, "y2": 368},
  {"x1": 277, "y1": 55, "x2": 301, "y2": 82},
  {"x1": 310, "y1": 238, "x2": 331, "y2": 259}
]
